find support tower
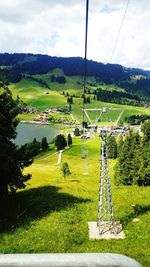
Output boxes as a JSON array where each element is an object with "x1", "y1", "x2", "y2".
[{"x1": 97, "y1": 130, "x2": 121, "y2": 235}]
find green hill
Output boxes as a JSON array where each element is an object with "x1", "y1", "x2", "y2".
[
  {"x1": 1, "y1": 52, "x2": 150, "y2": 98},
  {"x1": 8, "y1": 75, "x2": 150, "y2": 124}
]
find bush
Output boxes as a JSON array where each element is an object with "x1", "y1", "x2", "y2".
[
  {"x1": 55, "y1": 134, "x2": 67, "y2": 151},
  {"x1": 74, "y1": 128, "x2": 80, "y2": 136},
  {"x1": 61, "y1": 162, "x2": 71, "y2": 180}
]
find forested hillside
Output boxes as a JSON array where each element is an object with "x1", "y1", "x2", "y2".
[
  {"x1": 0, "y1": 53, "x2": 150, "y2": 98},
  {"x1": 115, "y1": 121, "x2": 150, "y2": 186}
]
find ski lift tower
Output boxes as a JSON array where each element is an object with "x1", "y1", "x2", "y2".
[
  {"x1": 82, "y1": 107, "x2": 112, "y2": 127},
  {"x1": 88, "y1": 130, "x2": 125, "y2": 239}
]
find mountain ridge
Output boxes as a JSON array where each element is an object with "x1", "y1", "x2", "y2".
[{"x1": 0, "y1": 53, "x2": 150, "y2": 98}]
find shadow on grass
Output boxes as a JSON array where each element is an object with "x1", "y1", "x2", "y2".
[
  {"x1": 0, "y1": 185, "x2": 90, "y2": 233},
  {"x1": 120, "y1": 204, "x2": 150, "y2": 226}
]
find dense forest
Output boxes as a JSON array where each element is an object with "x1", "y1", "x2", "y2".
[
  {"x1": 114, "y1": 122, "x2": 150, "y2": 186},
  {"x1": 94, "y1": 88, "x2": 143, "y2": 106},
  {"x1": 0, "y1": 53, "x2": 150, "y2": 98},
  {"x1": 118, "y1": 78, "x2": 150, "y2": 97},
  {"x1": 125, "y1": 114, "x2": 150, "y2": 125}
]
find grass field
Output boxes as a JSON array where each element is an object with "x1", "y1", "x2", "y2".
[
  {"x1": 0, "y1": 135, "x2": 149, "y2": 267},
  {"x1": 33, "y1": 70, "x2": 125, "y2": 93},
  {"x1": 4, "y1": 76, "x2": 150, "y2": 266},
  {"x1": 9, "y1": 79, "x2": 67, "y2": 111},
  {"x1": 9, "y1": 77, "x2": 150, "y2": 124}
]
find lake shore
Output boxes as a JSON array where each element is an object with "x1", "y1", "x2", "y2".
[
  {"x1": 21, "y1": 120, "x2": 49, "y2": 125},
  {"x1": 20, "y1": 120, "x2": 76, "y2": 129},
  {"x1": 14, "y1": 122, "x2": 60, "y2": 146}
]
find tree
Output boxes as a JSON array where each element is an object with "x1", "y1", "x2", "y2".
[
  {"x1": 74, "y1": 128, "x2": 80, "y2": 136},
  {"x1": 68, "y1": 134, "x2": 72, "y2": 146},
  {"x1": 56, "y1": 76, "x2": 66, "y2": 84},
  {"x1": 141, "y1": 120, "x2": 150, "y2": 142},
  {"x1": 68, "y1": 103, "x2": 71, "y2": 112},
  {"x1": 107, "y1": 135, "x2": 117, "y2": 159},
  {"x1": 61, "y1": 162, "x2": 71, "y2": 180},
  {"x1": 41, "y1": 137, "x2": 49, "y2": 151},
  {"x1": 21, "y1": 139, "x2": 41, "y2": 158},
  {"x1": 50, "y1": 74, "x2": 55, "y2": 82},
  {"x1": 115, "y1": 131, "x2": 134, "y2": 185},
  {"x1": 0, "y1": 87, "x2": 32, "y2": 197},
  {"x1": 33, "y1": 137, "x2": 37, "y2": 144},
  {"x1": 86, "y1": 96, "x2": 91, "y2": 103},
  {"x1": 117, "y1": 135, "x2": 124, "y2": 155},
  {"x1": 82, "y1": 121, "x2": 88, "y2": 128},
  {"x1": 67, "y1": 96, "x2": 73, "y2": 104},
  {"x1": 115, "y1": 131, "x2": 142, "y2": 186},
  {"x1": 54, "y1": 134, "x2": 67, "y2": 151},
  {"x1": 139, "y1": 120, "x2": 150, "y2": 185}
]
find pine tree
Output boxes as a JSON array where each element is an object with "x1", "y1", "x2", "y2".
[
  {"x1": 67, "y1": 97, "x2": 73, "y2": 104},
  {"x1": 33, "y1": 137, "x2": 37, "y2": 144},
  {"x1": 141, "y1": 120, "x2": 150, "y2": 143},
  {"x1": 50, "y1": 74, "x2": 55, "y2": 82},
  {"x1": 115, "y1": 122, "x2": 150, "y2": 186},
  {"x1": 55, "y1": 134, "x2": 67, "y2": 151},
  {"x1": 74, "y1": 128, "x2": 80, "y2": 136},
  {"x1": 115, "y1": 131, "x2": 134, "y2": 185},
  {"x1": 67, "y1": 134, "x2": 72, "y2": 146},
  {"x1": 115, "y1": 131, "x2": 142, "y2": 185},
  {"x1": 61, "y1": 162, "x2": 71, "y2": 180},
  {"x1": 41, "y1": 137, "x2": 49, "y2": 151},
  {"x1": 86, "y1": 96, "x2": 91, "y2": 103},
  {"x1": 138, "y1": 121, "x2": 150, "y2": 185},
  {"x1": 107, "y1": 135, "x2": 117, "y2": 159},
  {"x1": 117, "y1": 135, "x2": 124, "y2": 156},
  {"x1": 130, "y1": 132, "x2": 142, "y2": 185},
  {"x1": 0, "y1": 87, "x2": 32, "y2": 197}
]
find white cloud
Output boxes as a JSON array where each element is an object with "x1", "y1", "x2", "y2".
[{"x1": 0, "y1": 0, "x2": 149, "y2": 70}]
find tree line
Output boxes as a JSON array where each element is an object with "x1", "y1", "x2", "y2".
[
  {"x1": 1, "y1": 53, "x2": 150, "y2": 99},
  {"x1": 25, "y1": 75, "x2": 50, "y2": 89},
  {"x1": 125, "y1": 114, "x2": 150, "y2": 125},
  {"x1": 94, "y1": 88, "x2": 147, "y2": 106},
  {"x1": 118, "y1": 78, "x2": 150, "y2": 98},
  {"x1": 50, "y1": 74, "x2": 66, "y2": 84},
  {"x1": 107, "y1": 123, "x2": 150, "y2": 186}
]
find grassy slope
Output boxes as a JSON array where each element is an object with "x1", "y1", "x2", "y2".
[
  {"x1": 5, "y1": 75, "x2": 150, "y2": 266},
  {"x1": 0, "y1": 136, "x2": 149, "y2": 267},
  {"x1": 9, "y1": 79, "x2": 67, "y2": 111},
  {"x1": 9, "y1": 77, "x2": 150, "y2": 124}
]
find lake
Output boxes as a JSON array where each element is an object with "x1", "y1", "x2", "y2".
[{"x1": 14, "y1": 123, "x2": 59, "y2": 146}]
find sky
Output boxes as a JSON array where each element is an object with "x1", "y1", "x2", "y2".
[{"x1": 0, "y1": 0, "x2": 150, "y2": 70}]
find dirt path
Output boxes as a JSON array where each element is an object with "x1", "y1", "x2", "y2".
[
  {"x1": 115, "y1": 110, "x2": 124, "y2": 125},
  {"x1": 57, "y1": 150, "x2": 62, "y2": 165}
]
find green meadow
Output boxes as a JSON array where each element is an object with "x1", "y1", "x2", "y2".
[
  {"x1": 9, "y1": 76, "x2": 150, "y2": 124},
  {"x1": 0, "y1": 136, "x2": 149, "y2": 267},
  {"x1": 4, "y1": 75, "x2": 150, "y2": 266}
]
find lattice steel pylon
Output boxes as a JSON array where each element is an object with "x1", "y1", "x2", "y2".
[{"x1": 97, "y1": 130, "x2": 122, "y2": 235}]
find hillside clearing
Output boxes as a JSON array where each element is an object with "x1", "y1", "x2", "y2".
[{"x1": 0, "y1": 136, "x2": 149, "y2": 267}]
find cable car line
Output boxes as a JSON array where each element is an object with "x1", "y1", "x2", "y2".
[
  {"x1": 136, "y1": 47, "x2": 150, "y2": 68},
  {"x1": 110, "y1": 0, "x2": 130, "y2": 63}
]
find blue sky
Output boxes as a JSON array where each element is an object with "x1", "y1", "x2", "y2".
[{"x1": 0, "y1": 0, "x2": 149, "y2": 70}]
